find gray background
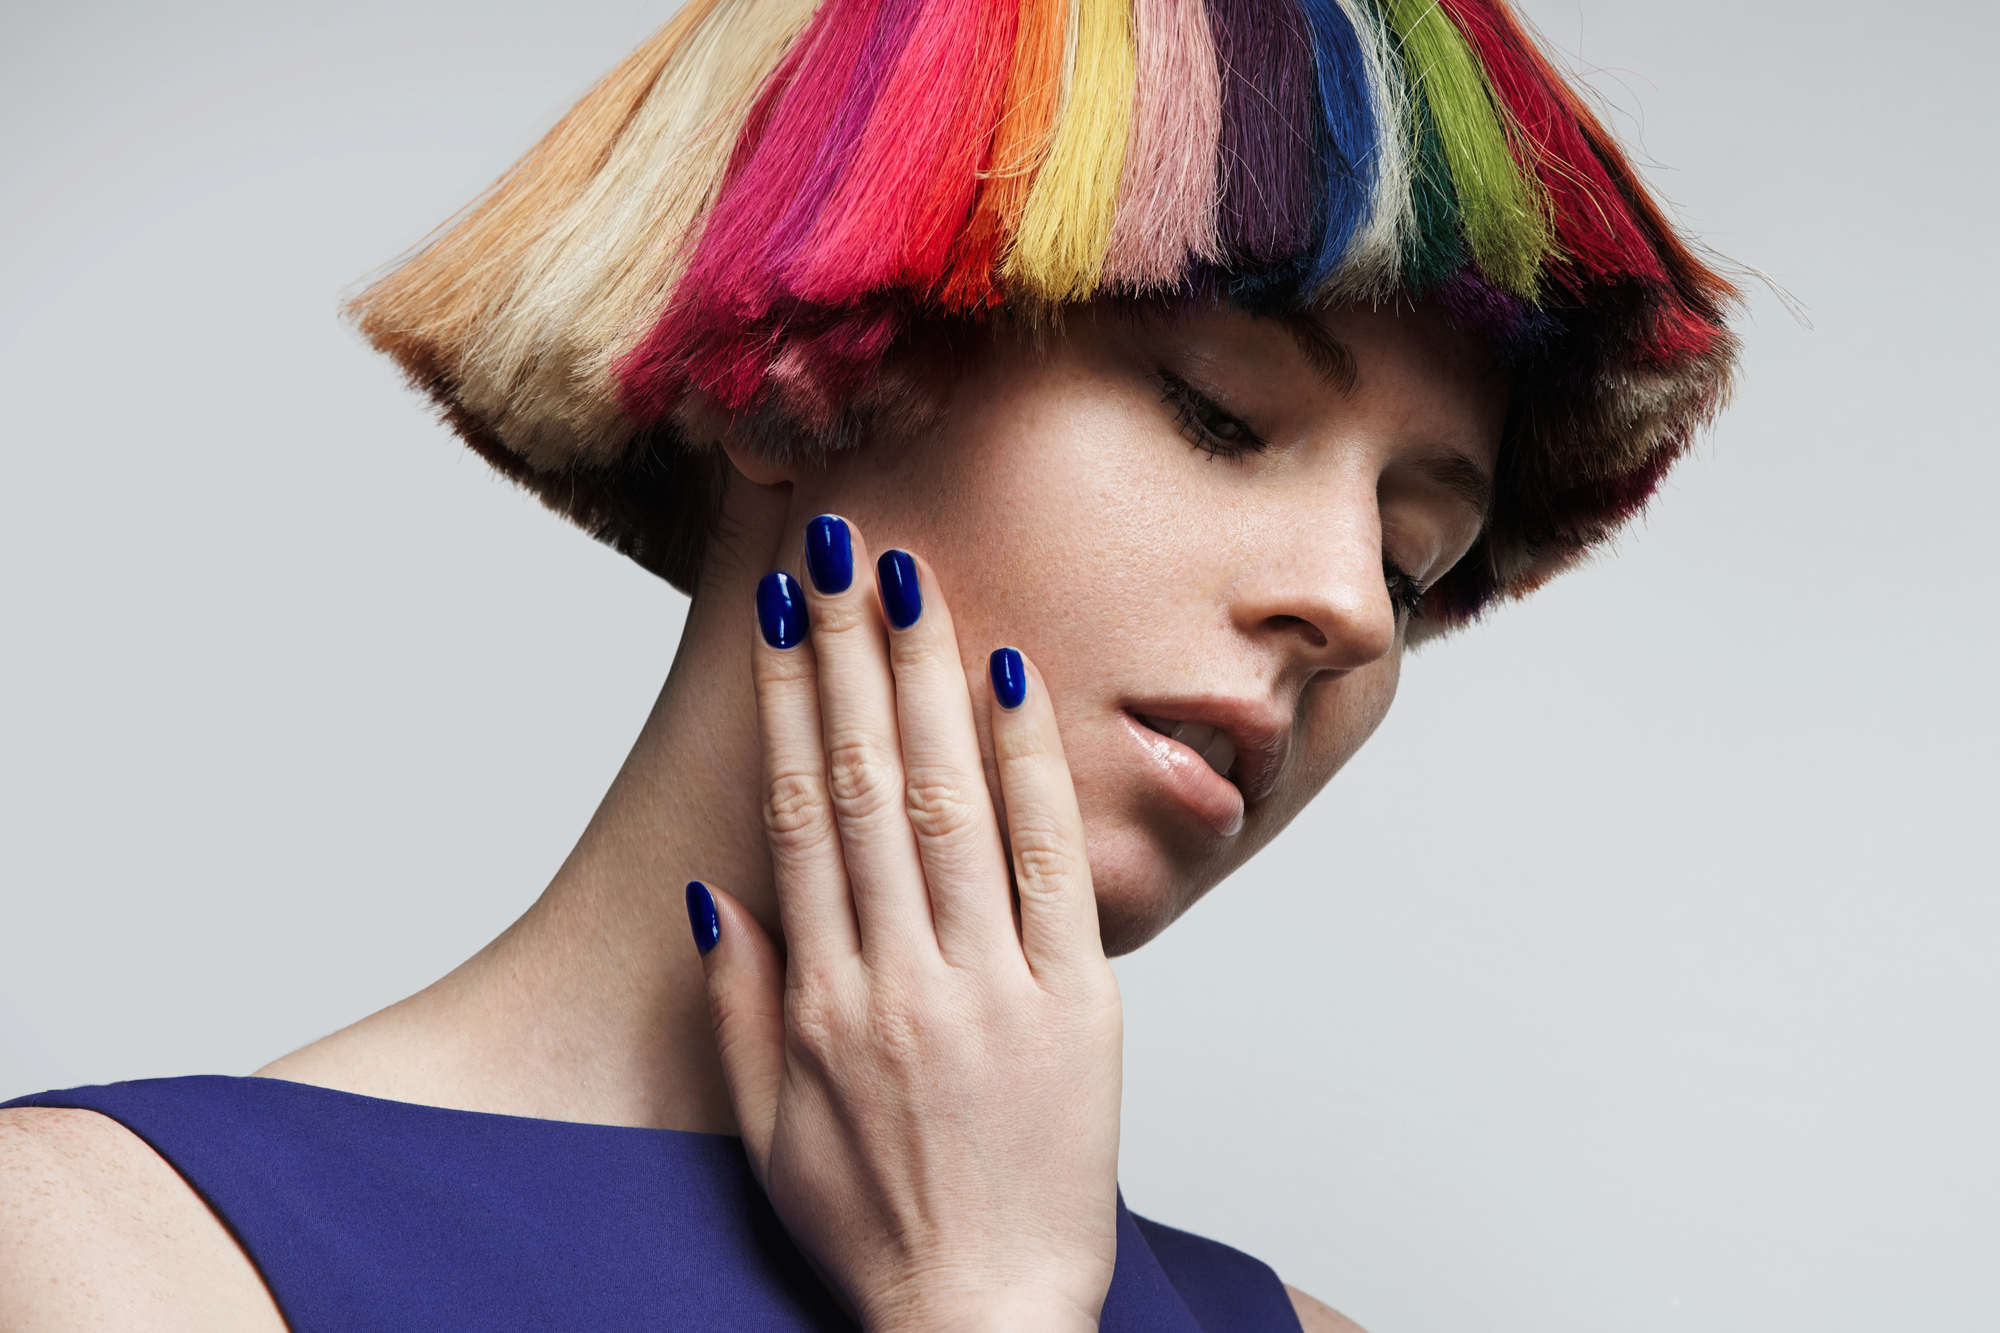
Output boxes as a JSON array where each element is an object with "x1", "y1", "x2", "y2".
[{"x1": 3, "y1": 1, "x2": 1994, "y2": 1329}]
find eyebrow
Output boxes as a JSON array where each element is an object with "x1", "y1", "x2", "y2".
[
  {"x1": 1278, "y1": 315, "x2": 1357, "y2": 396},
  {"x1": 1275, "y1": 313, "x2": 1495, "y2": 518},
  {"x1": 1419, "y1": 451, "x2": 1495, "y2": 519}
]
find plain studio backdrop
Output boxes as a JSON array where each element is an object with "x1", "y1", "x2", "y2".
[{"x1": 3, "y1": 1, "x2": 1994, "y2": 1328}]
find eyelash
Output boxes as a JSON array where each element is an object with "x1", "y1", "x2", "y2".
[
  {"x1": 1156, "y1": 368, "x2": 1424, "y2": 619},
  {"x1": 1383, "y1": 560, "x2": 1427, "y2": 621},
  {"x1": 1156, "y1": 370, "x2": 1267, "y2": 459}
]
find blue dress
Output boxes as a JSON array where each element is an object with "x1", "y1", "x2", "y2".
[{"x1": 5, "y1": 1077, "x2": 1302, "y2": 1332}]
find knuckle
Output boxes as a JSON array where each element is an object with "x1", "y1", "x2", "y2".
[
  {"x1": 903, "y1": 772, "x2": 981, "y2": 843},
  {"x1": 785, "y1": 1010, "x2": 837, "y2": 1069},
  {"x1": 994, "y1": 724, "x2": 1055, "y2": 766},
  {"x1": 1016, "y1": 848, "x2": 1077, "y2": 901},
  {"x1": 824, "y1": 736, "x2": 902, "y2": 820},
  {"x1": 783, "y1": 975, "x2": 848, "y2": 1062},
  {"x1": 873, "y1": 1004, "x2": 923, "y2": 1057},
  {"x1": 1010, "y1": 822, "x2": 1079, "y2": 900},
  {"x1": 763, "y1": 769, "x2": 832, "y2": 848},
  {"x1": 886, "y1": 623, "x2": 951, "y2": 672},
  {"x1": 809, "y1": 593, "x2": 875, "y2": 637},
  {"x1": 864, "y1": 989, "x2": 930, "y2": 1069},
  {"x1": 785, "y1": 974, "x2": 942, "y2": 1076},
  {"x1": 755, "y1": 645, "x2": 816, "y2": 683}
]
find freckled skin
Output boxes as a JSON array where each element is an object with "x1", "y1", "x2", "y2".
[
  {"x1": 0, "y1": 299, "x2": 1502, "y2": 1331},
  {"x1": 782, "y1": 301, "x2": 1506, "y2": 953}
]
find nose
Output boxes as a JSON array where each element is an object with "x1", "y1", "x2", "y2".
[{"x1": 1232, "y1": 507, "x2": 1398, "y2": 674}]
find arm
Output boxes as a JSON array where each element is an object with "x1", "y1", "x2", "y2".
[
  {"x1": 1288, "y1": 1284, "x2": 1369, "y2": 1333},
  {"x1": 0, "y1": 1109, "x2": 284, "y2": 1333}
]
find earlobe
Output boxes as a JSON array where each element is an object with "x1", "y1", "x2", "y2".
[
  {"x1": 674, "y1": 393, "x2": 797, "y2": 487},
  {"x1": 719, "y1": 432, "x2": 794, "y2": 487}
]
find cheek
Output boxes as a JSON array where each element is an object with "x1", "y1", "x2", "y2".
[{"x1": 892, "y1": 374, "x2": 1183, "y2": 664}]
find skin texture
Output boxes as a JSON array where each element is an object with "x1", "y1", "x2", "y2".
[
  {"x1": 700, "y1": 540, "x2": 1122, "y2": 1331},
  {"x1": 0, "y1": 300, "x2": 1504, "y2": 1331},
  {"x1": 0, "y1": 1111, "x2": 284, "y2": 1331},
  {"x1": 781, "y1": 302, "x2": 1504, "y2": 952}
]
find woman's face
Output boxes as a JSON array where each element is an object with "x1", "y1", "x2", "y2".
[{"x1": 789, "y1": 301, "x2": 1505, "y2": 954}]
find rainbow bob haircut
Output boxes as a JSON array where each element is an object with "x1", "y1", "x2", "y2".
[{"x1": 350, "y1": 0, "x2": 1737, "y2": 637}]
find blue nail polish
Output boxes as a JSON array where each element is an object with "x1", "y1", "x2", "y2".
[
  {"x1": 686, "y1": 881, "x2": 720, "y2": 955},
  {"x1": 878, "y1": 550, "x2": 922, "y2": 630},
  {"x1": 989, "y1": 647, "x2": 1027, "y2": 710},
  {"x1": 757, "y1": 571, "x2": 807, "y2": 649},
  {"x1": 805, "y1": 515, "x2": 853, "y2": 594}
]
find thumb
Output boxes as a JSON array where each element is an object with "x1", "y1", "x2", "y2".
[{"x1": 686, "y1": 880, "x2": 784, "y2": 1175}]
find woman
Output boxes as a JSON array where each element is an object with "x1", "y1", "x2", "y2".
[{"x1": 0, "y1": 0, "x2": 1735, "y2": 1327}]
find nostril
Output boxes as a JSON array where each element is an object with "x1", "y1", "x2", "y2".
[{"x1": 1266, "y1": 613, "x2": 1327, "y2": 649}]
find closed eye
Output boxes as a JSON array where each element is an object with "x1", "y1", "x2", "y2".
[
  {"x1": 1384, "y1": 559, "x2": 1426, "y2": 620},
  {"x1": 1156, "y1": 370, "x2": 1268, "y2": 459}
]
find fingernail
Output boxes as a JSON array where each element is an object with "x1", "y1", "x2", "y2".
[
  {"x1": 989, "y1": 647, "x2": 1027, "y2": 710},
  {"x1": 805, "y1": 515, "x2": 853, "y2": 594},
  {"x1": 877, "y1": 550, "x2": 922, "y2": 630},
  {"x1": 756, "y1": 571, "x2": 807, "y2": 649},
  {"x1": 686, "y1": 881, "x2": 720, "y2": 956}
]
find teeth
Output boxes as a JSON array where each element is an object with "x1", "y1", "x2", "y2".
[
  {"x1": 1169, "y1": 720, "x2": 1217, "y2": 755},
  {"x1": 1139, "y1": 715, "x2": 1238, "y2": 781}
]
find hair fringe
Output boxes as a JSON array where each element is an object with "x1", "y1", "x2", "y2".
[
  {"x1": 1102, "y1": 0, "x2": 1221, "y2": 288},
  {"x1": 1004, "y1": 0, "x2": 1136, "y2": 299},
  {"x1": 941, "y1": 0, "x2": 1072, "y2": 306},
  {"x1": 347, "y1": 6, "x2": 708, "y2": 428},
  {"x1": 1379, "y1": 0, "x2": 1550, "y2": 298},
  {"x1": 348, "y1": 0, "x2": 1743, "y2": 630}
]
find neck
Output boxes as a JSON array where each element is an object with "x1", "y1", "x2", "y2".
[{"x1": 260, "y1": 473, "x2": 794, "y2": 1133}]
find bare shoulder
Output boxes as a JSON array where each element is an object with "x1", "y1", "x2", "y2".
[
  {"x1": 1287, "y1": 1282, "x2": 1369, "y2": 1333},
  {"x1": 0, "y1": 1108, "x2": 285, "y2": 1333}
]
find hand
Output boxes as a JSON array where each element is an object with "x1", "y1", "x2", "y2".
[{"x1": 688, "y1": 514, "x2": 1122, "y2": 1333}]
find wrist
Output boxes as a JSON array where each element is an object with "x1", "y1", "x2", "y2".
[{"x1": 863, "y1": 1282, "x2": 1102, "y2": 1333}]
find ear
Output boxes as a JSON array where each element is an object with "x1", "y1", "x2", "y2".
[
  {"x1": 674, "y1": 394, "x2": 796, "y2": 487},
  {"x1": 719, "y1": 431, "x2": 793, "y2": 487}
]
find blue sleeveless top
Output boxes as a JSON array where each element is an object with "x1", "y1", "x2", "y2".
[{"x1": 6, "y1": 1077, "x2": 1300, "y2": 1332}]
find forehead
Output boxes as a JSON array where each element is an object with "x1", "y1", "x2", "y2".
[
  {"x1": 1111, "y1": 298, "x2": 1508, "y2": 456},
  {"x1": 1311, "y1": 301, "x2": 1509, "y2": 461},
  {"x1": 967, "y1": 298, "x2": 1507, "y2": 456},
  {"x1": 1316, "y1": 299, "x2": 1498, "y2": 382}
]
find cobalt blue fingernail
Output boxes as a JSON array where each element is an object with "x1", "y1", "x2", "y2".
[
  {"x1": 686, "y1": 881, "x2": 720, "y2": 956},
  {"x1": 805, "y1": 515, "x2": 853, "y2": 594},
  {"x1": 756, "y1": 571, "x2": 807, "y2": 649},
  {"x1": 877, "y1": 549, "x2": 922, "y2": 630},
  {"x1": 989, "y1": 647, "x2": 1027, "y2": 710}
]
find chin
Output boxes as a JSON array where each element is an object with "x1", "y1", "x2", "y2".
[{"x1": 1082, "y1": 817, "x2": 1231, "y2": 957}]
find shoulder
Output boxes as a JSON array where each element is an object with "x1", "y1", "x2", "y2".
[
  {"x1": 1286, "y1": 1283, "x2": 1369, "y2": 1333},
  {"x1": 0, "y1": 1107, "x2": 284, "y2": 1332}
]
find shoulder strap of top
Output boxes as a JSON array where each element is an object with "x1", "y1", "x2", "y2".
[
  {"x1": 1127, "y1": 1210, "x2": 1304, "y2": 1333},
  {"x1": 5, "y1": 1077, "x2": 842, "y2": 1332},
  {"x1": 8, "y1": 1079, "x2": 1303, "y2": 1332}
]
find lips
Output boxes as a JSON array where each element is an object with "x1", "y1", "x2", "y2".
[
  {"x1": 1125, "y1": 700, "x2": 1291, "y2": 806},
  {"x1": 1136, "y1": 714, "x2": 1237, "y2": 781}
]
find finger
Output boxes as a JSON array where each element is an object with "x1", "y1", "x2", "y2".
[
  {"x1": 986, "y1": 648, "x2": 1103, "y2": 982},
  {"x1": 687, "y1": 880, "x2": 784, "y2": 1181},
  {"x1": 754, "y1": 569, "x2": 861, "y2": 965},
  {"x1": 801, "y1": 515, "x2": 934, "y2": 957},
  {"x1": 877, "y1": 550, "x2": 1014, "y2": 964}
]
